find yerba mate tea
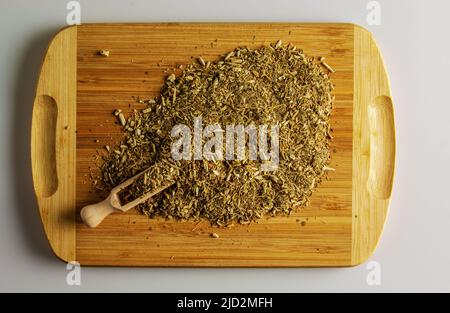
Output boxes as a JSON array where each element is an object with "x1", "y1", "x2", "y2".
[{"x1": 93, "y1": 41, "x2": 335, "y2": 226}]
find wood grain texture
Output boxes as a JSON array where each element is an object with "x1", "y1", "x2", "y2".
[
  {"x1": 31, "y1": 26, "x2": 77, "y2": 262},
  {"x1": 75, "y1": 23, "x2": 353, "y2": 266},
  {"x1": 351, "y1": 25, "x2": 395, "y2": 266},
  {"x1": 32, "y1": 23, "x2": 394, "y2": 267}
]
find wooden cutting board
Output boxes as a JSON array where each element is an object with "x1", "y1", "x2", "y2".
[{"x1": 31, "y1": 23, "x2": 395, "y2": 267}]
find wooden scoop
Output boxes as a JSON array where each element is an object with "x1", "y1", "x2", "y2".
[{"x1": 80, "y1": 168, "x2": 173, "y2": 228}]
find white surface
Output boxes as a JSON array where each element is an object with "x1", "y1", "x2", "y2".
[{"x1": 0, "y1": 0, "x2": 449, "y2": 292}]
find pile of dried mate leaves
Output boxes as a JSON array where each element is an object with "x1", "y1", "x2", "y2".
[{"x1": 95, "y1": 41, "x2": 334, "y2": 226}]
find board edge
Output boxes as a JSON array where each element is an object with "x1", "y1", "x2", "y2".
[
  {"x1": 351, "y1": 24, "x2": 396, "y2": 266},
  {"x1": 31, "y1": 25, "x2": 77, "y2": 263}
]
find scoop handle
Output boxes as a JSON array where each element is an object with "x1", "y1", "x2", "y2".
[{"x1": 80, "y1": 198, "x2": 118, "y2": 228}]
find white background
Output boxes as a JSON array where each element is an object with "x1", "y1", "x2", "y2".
[{"x1": 0, "y1": 0, "x2": 449, "y2": 292}]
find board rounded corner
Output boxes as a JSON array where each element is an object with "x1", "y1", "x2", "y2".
[
  {"x1": 351, "y1": 23, "x2": 373, "y2": 38},
  {"x1": 49, "y1": 236, "x2": 77, "y2": 264}
]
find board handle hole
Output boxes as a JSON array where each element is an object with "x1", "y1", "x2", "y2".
[
  {"x1": 32, "y1": 95, "x2": 59, "y2": 198},
  {"x1": 367, "y1": 95, "x2": 395, "y2": 199}
]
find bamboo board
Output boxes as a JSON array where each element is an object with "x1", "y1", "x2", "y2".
[{"x1": 31, "y1": 23, "x2": 395, "y2": 267}]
